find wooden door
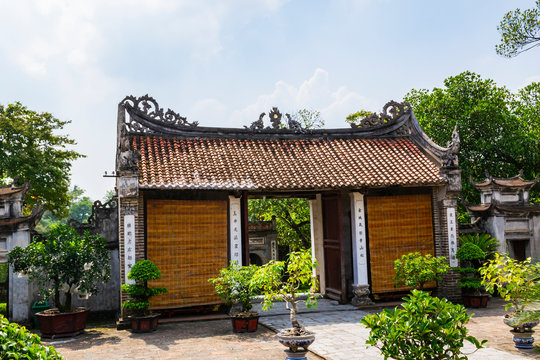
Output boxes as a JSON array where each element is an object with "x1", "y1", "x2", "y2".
[
  {"x1": 366, "y1": 193, "x2": 434, "y2": 294},
  {"x1": 322, "y1": 194, "x2": 345, "y2": 302},
  {"x1": 146, "y1": 199, "x2": 228, "y2": 309}
]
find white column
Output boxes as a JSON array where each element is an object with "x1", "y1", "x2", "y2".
[
  {"x1": 350, "y1": 192, "x2": 368, "y2": 285},
  {"x1": 229, "y1": 196, "x2": 242, "y2": 265},
  {"x1": 123, "y1": 214, "x2": 136, "y2": 284},
  {"x1": 309, "y1": 194, "x2": 325, "y2": 293}
]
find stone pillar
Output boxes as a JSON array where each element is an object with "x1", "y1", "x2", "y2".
[
  {"x1": 349, "y1": 192, "x2": 373, "y2": 306},
  {"x1": 309, "y1": 194, "x2": 325, "y2": 294},
  {"x1": 436, "y1": 168, "x2": 462, "y2": 302},
  {"x1": 117, "y1": 174, "x2": 141, "y2": 317},
  {"x1": 8, "y1": 229, "x2": 32, "y2": 323}
]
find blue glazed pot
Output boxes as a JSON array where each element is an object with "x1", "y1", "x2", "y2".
[
  {"x1": 276, "y1": 330, "x2": 315, "y2": 352},
  {"x1": 511, "y1": 330, "x2": 535, "y2": 349}
]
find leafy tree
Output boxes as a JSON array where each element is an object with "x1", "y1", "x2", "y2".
[
  {"x1": 249, "y1": 198, "x2": 311, "y2": 250},
  {"x1": 35, "y1": 186, "x2": 94, "y2": 233},
  {"x1": 0, "y1": 102, "x2": 83, "y2": 217},
  {"x1": 290, "y1": 108, "x2": 324, "y2": 129},
  {"x1": 251, "y1": 250, "x2": 318, "y2": 335},
  {"x1": 103, "y1": 189, "x2": 116, "y2": 202},
  {"x1": 345, "y1": 109, "x2": 373, "y2": 125},
  {"x1": 404, "y1": 72, "x2": 540, "y2": 213},
  {"x1": 9, "y1": 224, "x2": 110, "y2": 312},
  {"x1": 496, "y1": 0, "x2": 540, "y2": 57}
]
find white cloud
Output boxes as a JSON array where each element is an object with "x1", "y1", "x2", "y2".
[{"x1": 230, "y1": 68, "x2": 372, "y2": 128}]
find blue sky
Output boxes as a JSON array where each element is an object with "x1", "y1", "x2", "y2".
[{"x1": 1, "y1": 0, "x2": 539, "y2": 200}]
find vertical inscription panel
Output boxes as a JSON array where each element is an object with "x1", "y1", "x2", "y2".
[
  {"x1": 229, "y1": 196, "x2": 242, "y2": 265},
  {"x1": 447, "y1": 207, "x2": 458, "y2": 267},
  {"x1": 123, "y1": 214, "x2": 136, "y2": 284},
  {"x1": 351, "y1": 192, "x2": 368, "y2": 285}
]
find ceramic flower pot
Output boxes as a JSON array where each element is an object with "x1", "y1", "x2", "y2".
[
  {"x1": 510, "y1": 329, "x2": 535, "y2": 349},
  {"x1": 276, "y1": 330, "x2": 315, "y2": 352},
  {"x1": 36, "y1": 308, "x2": 89, "y2": 339},
  {"x1": 503, "y1": 315, "x2": 539, "y2": 331},
  {"x1": 231, "y1": 315, "x2": 259, "y2": 333},
  {"x1": 130, "y1": 313, "x2": 160, "y2": 333}
]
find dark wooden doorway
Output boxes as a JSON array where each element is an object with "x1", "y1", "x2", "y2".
[{"x1": 322, "y1": 194, "x2": 346, "y2": 302}]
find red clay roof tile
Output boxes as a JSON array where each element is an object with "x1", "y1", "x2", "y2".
[{"x1": 133, "y1": 136, "x2": 445, "y2": 191}]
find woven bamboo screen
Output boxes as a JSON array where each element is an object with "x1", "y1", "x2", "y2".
[
  {"x1": 146, "y1": 199, "x2": 228, "y2": 309},
  {"x1": 367, "y1": 193, "x2": 434, "y2": 294}
]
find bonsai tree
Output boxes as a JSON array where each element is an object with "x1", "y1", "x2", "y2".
[
  {"x1": 0, "y1": 314, "x2": 63, "y2": 359},
  {"x1": 393, "y1": 252, "x2": 449, "y2": 291},
  {"x1": 8, "y1": 224, "x2": 111, "y2": 312},
  {"x1": 456, "y1": 242, "x2": 486, "y2": 296},
  {"x1": 209, "y1": 261, "x2": 259, "y2": 316},
  {"x1": 251, "y1": 249, "x2": 318, "y2": 335},
  {"x1": 480, "y1": 253, "x2": 540, "y2": 326},
  {"x1": 361, "y1": 290, "x2": 486, "y2": 359},
  {"x1": 121, "y1": 260, "x2": 167, "y2": 316}
]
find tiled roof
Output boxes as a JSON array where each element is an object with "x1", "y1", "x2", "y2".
[{"x1": 133, "y1": 136, "x2": 445, "y2": 191}]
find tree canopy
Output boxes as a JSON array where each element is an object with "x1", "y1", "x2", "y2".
[
  {"x1": 403, "y1": 71, "x2": 539, "y2": 218},
  {"x1": 496, "y1": 0, "x2": 540, "y2": 57},
  {"x1": 0, "y1": 102, "x2": 83, "y2": 216},
  {"x1": 248, "y1": 198, "x2": 311, "y2": 251}
]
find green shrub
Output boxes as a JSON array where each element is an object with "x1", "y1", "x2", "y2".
[
  {"x1": 459, "y1": 234, "x2": 498, "y2": 259},
  {"x1": 121, "y1": 260, "x2": 167, "y2": 316},
  {"x1": 393, "y1": 252, "x2": 449, "y2": 290},
  {"x1": 0, "y1": 303, "x2": 5, "y2": 316},
  {"x1": 361, "y1": 290, "x2": 486, "y2": 360},
  {"x1": 0, "y1": 314, "x2": 63, "y2": 359},
  {"x1": 209, "y1": 262, "x2": 259, "y2": 314}
]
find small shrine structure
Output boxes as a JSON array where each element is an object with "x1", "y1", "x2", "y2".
[
  {"x1": 467, "y1": 173, "x2": 540, "y2": 260},
  {"x1": 0, "y1": 181, "x2": 43, "y2": 322},
  {"x1": 115, "y1": 95, "x2": 463, "y2": 316}
]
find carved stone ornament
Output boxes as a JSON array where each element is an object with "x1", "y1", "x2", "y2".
[
  {"x1": 244, "y1": 107, "x2": 307, "y2": 133},
  {"x1": 442, "y1": 124, "x2": 460, "y2": 168},
  {"x1": 120, "y1": 95, "x2": 198, "y2": 133},
  {"x1": 351, "y1": 284, "x2": 374, "y2": 307},
  {"x1": 350, "y1": 101, "x2": 411, "y2": 129}
]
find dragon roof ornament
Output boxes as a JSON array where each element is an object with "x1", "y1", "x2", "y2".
[
  {"x1": 120, "y1": 95, "x2": 198, "y2": 133},
  {"x1": 244, "y1": 107, "x2": 307, "y2": 133},
  {"x1": 350, "y1": 101, "x2": 411, "y2": 129}
]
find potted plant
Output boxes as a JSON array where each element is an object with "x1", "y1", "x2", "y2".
[
  {"x1": 8, "y1": 224, "x2": 110, "y2": 338},
  {"x1": 393, "y1": 252, "x2": 449, "y2": 291},
  {"x1": 480, "y1": 253, "x2": 540, "y2": 348},
  {"x1": 209, "y1": 261, "x2": 260, "y2": 332},
  {"x1": 121, "y1": 259, "x2": 167, "y2": 332},
  {"x1": 251, "y1": 250, "x2": 318, "y2": 359},
  {"x1": 361, "y1": 290, "x2": 486, "y2": 359},
  {"x1": 455, "y1": 242, "x2": 489, "y2": 308}
]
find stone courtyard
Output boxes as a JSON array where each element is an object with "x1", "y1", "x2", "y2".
[{"x1": 48, "y1": 298, "x2": 539, "y2": 360}]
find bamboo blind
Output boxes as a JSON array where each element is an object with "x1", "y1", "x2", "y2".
[
  {"x1": 146, "y1": 199, "x2": 228, "y2": 309},
  {"x1": 367, "y1": 193, "x2": 434, "y2": 294}
]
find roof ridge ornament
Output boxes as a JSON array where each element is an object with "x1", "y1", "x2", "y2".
[
  {"x1": 350, "y1": 101, "x2": 411, "y2": 129},
  {"x1": 442, "y1": 124, "x2": 460, "y2": 168},
  {"x1": 244, "y1": 107, "x2": 307, "y2": 133},
  {"x1": 120, "y1": 95, "x2": 198, "y2": 133}
]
